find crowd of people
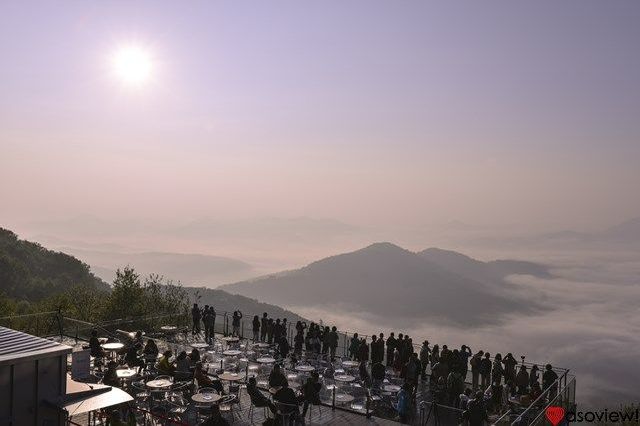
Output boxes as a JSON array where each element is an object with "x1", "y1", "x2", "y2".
[{"x1": 185, "y1": 305, "x2": 563, "y2": 424}]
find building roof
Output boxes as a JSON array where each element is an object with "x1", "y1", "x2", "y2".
[{"x1": 0, "y1": 326, "x2": 72, "y2": 365}]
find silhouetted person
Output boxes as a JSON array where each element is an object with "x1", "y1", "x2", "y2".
[
  {"x1": 479, "y1": 352, "x2": 492, "y2": 389},
  {"x1": 386, "y1": 332, "x2": 396, "y2": 367},
  {"x1": 231, "y1": 310, "x2": 242, "y2": 337},
  {"x1": 326, "y1": 326, "x2": 339, "y2": 361},
  {"x1": 460, "y1": 344, "x2": 472, "y2": 380},
  {"x1": 252, "y1": 315, "x2": 260, "y2": 342},
  {"x1": 396, "y1": 382, "x2": 413, "y2": 423},
  {"x1": 503, "y1": 353, "x2": 517, "y2": 383},
  {"x1": 371, "y1": 361, "x2": 386, "y2": 388},
  {"x1": 267, "y1": 318, "x2": 274, "y2": 344},
  {"x1": 204, "y1": 306, "x2": 216, "y2": 344},
  {"x1": 516, "y1": 365, "x2": 529, "y2": 395},
  {"x1": 542, "y1": 364, "x2": 558, "y2": 401},
  {"x1": 466, "y1": 391, "x2": 488, "y2": 426},
  {"x1": 529, "y1": 364, "x2": 540, "y2": 388},
  {"x1": 195, "y1": 362, "x2": 224, "y2": 394},
  {"x1": 260, "y1": 313, "x2": 268, "y2": 342},
  {"x1": 89, "y1": 329, "x2": 105, "y2": 358},
  {"x1": 247, "y1": 377, "x2": 276, "y2": 413},
  {"x1": 470, "y1": 350, "x2": 484, "y2": 390},
  {"x1": 191, "y1": 303, "x2": 201, "y2": 335},
  {"x1": 268, "y1": 364, "x2": 288, "y2": 389},
  {"x1": 419, "y1": 341, "x2": 430, "y2": 380},
  {"x1": 300, "y1": 372, "x2": 321, "y2": 417},
  {"x1": 273, "y1": 382, "x2": 299, "y2": 423},
  {"x1": 349, "y1": 333, "x2": 360, "y2": 360},
  {"x1": 492, "y1": 353, "x2": 503, "y2": 384}
]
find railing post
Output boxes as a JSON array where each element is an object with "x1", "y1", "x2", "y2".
[{"x1": 332, "y1": 386, "x2": 336, "y2": 411}]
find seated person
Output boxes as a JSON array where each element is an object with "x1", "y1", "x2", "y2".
[
  {"x1": 300, "y1": 372, "x2": 322, "y2": 417},
  {"x1": 268, "y1": 364, "x2": 288, "y2": 389},
  {"x1": 371, "y1": 361, "x2": 386, "y2": 388},
  {"x1": 201, "y1": 404, "x2": 230, "y2": 426},
  {"x1": 189, "y1": 348, "x2": 201, "y2": 363},
  {"x1": 89, "y1": 330, "x2": 105, "y2": 358},
  {"x1": 102, "y1": 361, "x2": 120, "y2": 387},
  {"x1": 175, "y1": 351, "x2": 192, "y2": 380},
  {"x1": 194, "y1": 362, "x2": 224, "y2": 394},
  {"x1": 157, "y1": 350, "x2": 176, "y2": 375},
  {"x1": 247, "y1": 377, "x2": 276, "y2": 413},
  {"x1": 124, "y1": 344, "x2": 144, "y2": 373},
  {"x1": 274, "y1": 383, "x2": 299, "y2": 422},
  {"x1": 131, "y1": 330, "x2": 144, "y2": 350}
]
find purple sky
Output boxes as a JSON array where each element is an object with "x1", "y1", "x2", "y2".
[{"x1": 2, "y1": 1, "x2": 640, "y2": 230}]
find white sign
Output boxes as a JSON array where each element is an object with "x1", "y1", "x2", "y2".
[{"x1": 71, "y1": 349, "x2": 91, "y2": 380}]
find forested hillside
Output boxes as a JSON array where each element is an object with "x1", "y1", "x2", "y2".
[{"x1": 0, "y1": 227, "x2": 109, "y2": 301}]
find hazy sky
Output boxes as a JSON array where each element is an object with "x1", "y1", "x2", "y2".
[{"x1": 2, "y1": 1, "x2": 640, "y2": 231}]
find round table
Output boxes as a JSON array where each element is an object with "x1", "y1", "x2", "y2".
[
  {"x1": 295, "y1": 365, "x2": 315, "y2": 372},
  {"x1": 334, "y1": 393, "x2": 355, "y2": 403},
  {"x1": 222, "y1": 337, "x2": 239, "y2": 342},
  {"x1": 334, "y1": 375, "x2": 356, "y2": 383},
  {"x1": 192, "y1": 392, "x2": 222, "y2": 405},
  {"x1": 223, "y1": 350, "x2": 242, "y2": 356},
  {"x1": 160, "y1": 326, "x2": 178, "y2": 332},
  {"x1": 102, "y1": 342, "x2": 124, "y2": 352},
  {"x1": 191, "y1": 343, "x2": 210, "y2": 350},
  {"x1": 256, "y1": 357, "x2": 276, "y2": 364},
  {"x1": 218, "y1": 372, "x2": 245, "y2": 382},
  {"x1": 102, "y1": 342, "x2": 124, "y2": 360},
  {"x1": 383, "y1": 384, "x2": 401, "y2": 393},
  {"x1": 253, "y1": 342, "x2": 270, "y2": 348},
  {"x1": 116, "y1": 369, "x2": 137, "y2": 379},
  {"x1": 341, "y1": 360, "x2": 359, "y2": 368},
  {"x1": 146, "y1": 379, "x2": 173, "y2": 390}
]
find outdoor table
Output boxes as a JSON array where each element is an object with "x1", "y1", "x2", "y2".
[
  {"x1": 145, "y1": 379, "x2": 173, "y2": 390},
  {"x1": 218, "y1": 372, "x2": 245, "y2": 382},
  {"x1": 383, "y1": 384, "x2": 401, "y2": 393},
  {"x1": 334, "y1": 375, "x2": 356, "y2": 383},
  {"x1": 295, "y1": 365, "x2": 315, "y2": 372},
  {"x1": 341, "y1": 360, "x2": 359, "y2": 368},
  {"x1": 222, "y1": 337, "x2": 239, "y2": 342},
  {"x1": 256, "y1": 356, "x2": 276, "y2": 364},
  {"x1": 253, "y1": 342, "x2": 270, "y2": 348},
  {"x1": 101, "y1": 342, "x2": 124, "y2": 360},
  {"x1": 334, "y1": 393, "x2": 355, "y2": 403},
  {"x1": 192, "y1": 392, "x2": 222, "y2": 405},
  {"x1": 223, "y1": 350, "x2": 242, "y2": 356},
  {"x1": 116, "y1": 369, "x2": 137, "y2": 379},
  {"x1": 191, "y1": 343, "x2": 210, "y2": 350},
  {"x1": 160, "y1": 326, "x2": 178, "y2": 332}
]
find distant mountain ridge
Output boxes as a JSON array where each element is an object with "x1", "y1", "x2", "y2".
[{"x1": 221, "y1": 242, "x2": 550, "y2": 326}]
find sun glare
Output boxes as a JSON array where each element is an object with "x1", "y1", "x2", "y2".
[{"x1": 112, "y1": 45, "x2": 153, "y2": 86}]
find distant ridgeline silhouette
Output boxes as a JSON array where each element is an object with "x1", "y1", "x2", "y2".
[{"x1": 221, "y1": 243, "x2": 553, "y2": 326}]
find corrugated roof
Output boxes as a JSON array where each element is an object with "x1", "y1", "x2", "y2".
[{"x1": 0, "y1": 326, "x2": 72, "y2": 364}]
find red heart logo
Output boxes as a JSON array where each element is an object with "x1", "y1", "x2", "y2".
[{"x1": 545, "y1": 406, "x2": 565, "y2": 426}]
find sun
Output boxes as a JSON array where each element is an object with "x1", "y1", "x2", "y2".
[{"x1": 112, "y1": 45, "x2": 153, "y2": 86}]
